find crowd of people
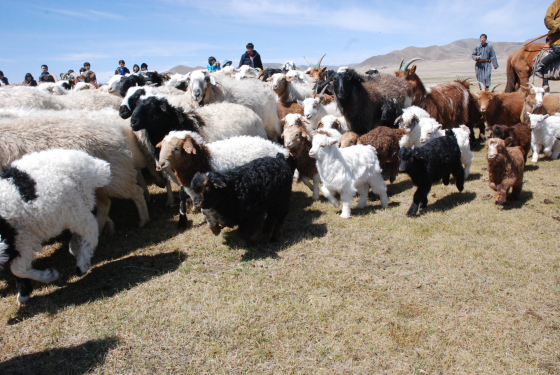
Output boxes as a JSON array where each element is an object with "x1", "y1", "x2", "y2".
[{"x1": 206, "y1": 43, "x2": 264, "y2": 72}]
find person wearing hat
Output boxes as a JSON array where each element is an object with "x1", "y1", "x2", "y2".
[
  {"x1": 222, "y1": 59, "x2": 232, "y2": 68},
  {"x1": 141, "y1": 63, "x2": 148, "y2": 72},
  {"x1": 133, "y1": 64, "x2": 140, "y2": 73},
  {"x1": 39, "y1": 64, "x2": 55, "y2": 83},
  {"x1": 22, "y1": 73, "x2": 37, "y2": 87},
  {"x1": 83, "y1": 62, "x2": 97, "y2": 84},
  {"x1": 207, "y1": 56, "x2": 221, "y2": 71},
  {"x1": 238, "y1": 43, "x2": 263, "y2": 70},
  {"x1": 115, "y1": 60, "x2": 130, "y2": 75},
  {"x1": 0, "y1": 71, "x2": 8, "y2": 86}
]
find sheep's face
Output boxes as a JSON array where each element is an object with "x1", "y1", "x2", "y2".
[
  {"x1": 300, "y1": 97, "x2": 322, "y2": 121},
  {"x1": 486, "y1": 138, "x2": 507, "y2": 161},
  {"x1": 528, "y1": 113, "x2": 548, "y2": 130},
  {"x1": 282, "y1": 125, "x2": 311, "y2": 150},
  {"x1": 309, "y1": 131, "x2": 338, "y2": 160},
  {"x1": 120, "y1": 87, "x2": 147, "y2": 119},
  {"x1": 107, "y1": 75, "x2": 126, "y2": 96},
  {"x1": 419, "y1": 123, "x2": 442, "y2": 145},
  {"x1": 190, "y1": 71, "x2": 216, "y2": 103},
  {"x1": 398, "y1": 147, "x2": 419, "y2": 172},
  {"x1": 269, "y1": 74, "x2": 288, "y2": 92},
  {"x1": 156, "y1": 136, "x2": 193, "y2": 171},
  {"x1": 338, "y1": 132, "x2": 359, "y2": 148},
  {"x1": 191, "y1": 172, "x2": 226, "y2": 210},
  {"x1": 130, "y1": 96, "x2": 167, "y2": 131}
]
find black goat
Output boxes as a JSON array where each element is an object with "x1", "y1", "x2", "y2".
[
  {"x1": 258, "y1": 68, "x2": 283, "y2": 82},
  {"x1": 331, "y1": 68, "x2": 412, "y2": 135},
  {"x1": 119, "y1": 71, "x2": 169, "y2": 97},
  {"x1": 380, "y1": 101, "x2": 403, "y2": 129},
  {"x1": 191, "y1": 154, "x2": 292, "y2": 244},
  {"x1": 398, "y1": 130, "x2": 464, "y2": 217},
  {"x1": 312, "y1": 69, "x2": 336, "y2": 96}
]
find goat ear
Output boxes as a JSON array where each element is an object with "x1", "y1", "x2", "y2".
[
  {"x1": 504, "y1": 137, "x2": 513, "y2": 147},
  {"x1": 328, "y1": 138, "x2": 338, "y2": 146},
  {"x1": 155, "y1": 141, "x2": 163, "y2": 149},
  {"x1": 409, "y1": 65, "x2": 417, "y2": 75},
  {"x1": 316, "y1": 121, "x2": 323, "y2": 129},
  {"x1": 520, "y1": 86, "x2": 530, "y2": 92},
  {"x1": 183, "y1": 138, "x2": 196, "y2": 154},
  {"x1": 302, "y1": 130, "x2": 312, "y2": 141},
  {"x1": 286, "y1": 76, "x2": 295, "y2": 81},
  {"x1": 319, "y1": 67, "x2": 327, "y2": 73},
  {"x1": 435, "y1": 124, "x2": 442, "y2": 131}
]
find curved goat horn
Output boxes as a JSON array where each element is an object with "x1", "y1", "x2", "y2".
[
  {"x1": 317, "y1": 54, "x2": 326, "y2": 69},
  {"x1": 319, "y1": 83, "x2": 329, "y2": 96},
  {"x1": 490, "y1": 83, "x2": 501, "y2": 93},
  {"x1": 399, "y1": 59, "x2": 405, "y2": 71},
  {"x1": 303, "y1": 56, "x2": 315, "y2": 69},
  {"x1": 477, "y1": 81, "x2": 486, "y2": 90},
  {"x1": 402, "y1": 58, "x2": 423, "y2": 72}
]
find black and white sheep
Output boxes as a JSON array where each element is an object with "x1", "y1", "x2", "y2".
[
  {"x1": 191, "y1": 154, "x2": 293, "y2": 243},
  {"x1": 398, "y1": 130, "x2": 465, "y2": 217},
  {"x1": 0, "y1": 149, "x2": 111, "y2": 304}
]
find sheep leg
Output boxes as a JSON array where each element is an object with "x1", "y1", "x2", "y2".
[
  {"x1": 389, "y1": 163, "x2": 398, "y2": 184},
  {"x1": 293, "y1": 169, "x2": 301, "y2": 183},
  {"x1": 452, "y1": 163, "x2": 465, "y2": 192},
  {"x1": 551, "y1": 141, "x2": 560, "y2": 159},
  {"x1": 531, "y1": 143, "x2": 541, "y2": 163},
  {"x1": 10, "y1": 238, "x2": 60, "y2": 289},
  {"x1": 543, "y1": 146, "x2": 553, "y2": 158},
  {"x1": 137, "y1": 170, "x2": 151, "y2": 203},
  {"x1": 511, "y1": 184, "x2": 523, "y2": 200},
  {"x1": 177, "y1": 187, "x2": 192, "y2": 229},
  {"x1": 301, "y1": 175, "x2": 314, "y2": 194},
  {"x1": 312, "y1": 174, "x2": 321, "y2": 200},
  {"x1": 407, "y1": 185, "x2": 431, "y2": 217},
  {"x1": 15, "y1": 277, "x2": 33, "y2": 305},
  {"x1": 367, "y1": 174, "x2": 389, "y2": 208},
  {"x1": 95, "y1": 189, "x2": 114, "y2": 235},
  {"x1": 462, "y1": 149, "x2": 474, "y2": 179},
  {"x1": 131, "y1": 184, "x2": 150, "y2": 227},
  {"x1": 339, "y1": 191, "x2": 354, "y2": 218},
  {"x1": 270, "y1": 215, "x2": 286, "y2": 242},
  {"x1": 356, "y1": 184, "x2": 369, "y2": 209},
  {"x1": 321, "y1": 186, "x2": 340, "y2": 208},
  {"x1": 69, "y1": 211, "x2": 100, "y2": 276}
]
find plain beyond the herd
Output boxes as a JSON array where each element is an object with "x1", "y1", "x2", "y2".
[{"x1": 2, "y1": 15, "x2": 560, "y2": 304}]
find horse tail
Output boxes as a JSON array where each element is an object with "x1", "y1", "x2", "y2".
[{"x1": 505, "y1": 54, "x2": 518, "y2": 93}]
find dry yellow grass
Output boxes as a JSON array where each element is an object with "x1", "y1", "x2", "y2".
[{"x1": 1, "y1": 142, "x2": 559, "y2": 374}]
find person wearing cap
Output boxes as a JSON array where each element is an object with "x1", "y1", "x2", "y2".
[
  {"x1": 0, "y1": 71, "x2": 8, "y2": 86},
  {"x1": 22, "y1": 73, "x2": 37, "y2": 87},
  {"x1": 133, "y1": 64, "x2": 140, "y2": 73},
  {"x1": 83, "y1": 62, "x2": 97, "y2": 84},
  {"x1": 207, "y1": 56, "x2": 221, "y2": 71},
  {"x1": 238, "y1": 43, "x2": 263, "y2": 70},
  {"x1": 222, "y1": 59, "x2": 232, "y2": 68},
  {"x1": 115, "y1": 60, "x2": 130, "y2": 75},
  {"x1": 39, "y1": 64, "x2": 55, "y2": 83},
  {"x1": 141, "y1": 63, "x2": 148, "y2": 72}
]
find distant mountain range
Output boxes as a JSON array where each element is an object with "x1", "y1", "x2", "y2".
[{"x1": 167, "y1": 38, "x2": 545, "y2": 74}]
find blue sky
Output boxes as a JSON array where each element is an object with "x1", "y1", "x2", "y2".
[{"x1": 0, "y1": 0, "x2": 551, "y2": 83}]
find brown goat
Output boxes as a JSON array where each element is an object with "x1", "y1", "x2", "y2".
[
  {"x1": 520, "y1": 85, "x2": 560, "y2": 124},
  {"x1": 339, "y1": 126, "x2": 406, "y2": 183},
  {"x1": 277, "y1": 102, "x2": 304, "y2": 121},
  {"x1": 471, "y1": 89, "x2": 526, "y2": 127},
  {"x1": 489, "y1": 123, "x2": 531, "y2": 163},
  {"x1": 394, "y1": 65, "x2": 470, "y2": 129},
  {"x1": 486, "y1": 138, "x2": 525, "y2": 204}
]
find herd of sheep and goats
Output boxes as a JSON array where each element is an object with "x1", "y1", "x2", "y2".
[{"x1": 0, "y1": 55, "x2": 558, "y2": 304}]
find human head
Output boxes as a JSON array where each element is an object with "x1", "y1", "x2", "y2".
[
  {"x1": 208, "y1": 56, "x2": 216, "y2": 65},
  {"x1": 83, "y1": 62, "x2": 90, "y2": 70},
  {"x1": 119, "y1": 60, "x2": 125, "y2": 68},
  {"x1": 0, "y1": 71, "x2": 3, "y2": 78},
  {"x1": 223, "y1": 60, "x2": 232, "y2": 67},
  {"x1": 133, "y1": 64, "x2": 140, "y2": 72},
  {"x1": 480, "y1": 34, "x2": 487, "y2": 44},
  {"x1": 246, "y1": 43, "x2": 254, "y2": 54},
  {"x1": 41, "y1": 64, "x2": 48, "y2": 72},
  {"x1": 79, "y1": 67, "x2": 86, "y2": 74},
  {"x1": 141, "y1": 63, "x2": 148, "y2": 71},
  {"x1": 25, "y1": 73, "x2": 33, "y2": 81}
]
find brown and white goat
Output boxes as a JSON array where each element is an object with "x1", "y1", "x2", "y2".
[
  {"x1": 268, "y1": 73, "x2": 314, "y2": 104},
  {"x1": 304, "y1": 54, "x2": 327, "y2": 81},
  {"x1": 277, "y1": 102, "x2": 304, "y2": 121},
  {"x1": 486, "y1": 138, "x2": 525, "y2": 204},
  {"x1": 520, "y1": 84, "x2": 560, "y2": 124}
]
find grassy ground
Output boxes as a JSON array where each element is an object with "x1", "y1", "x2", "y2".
[{"x1": 1, "y1": 140, "x2": 560, "y2": 374}]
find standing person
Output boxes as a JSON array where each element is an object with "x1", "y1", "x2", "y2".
[
  {"x1": 83, "y1": 62, "x2": 97, "y2": 84},
  {"x1": 133, "y1": 64, "x2": 140, "y2": 73},
  {"x1": 22, "y1": 73, "x2": 37, "y2": 86},
  {"x1": 39, "y1": 64, "x2": 55, "y2": 83},
  {"x1": 238, "y1": 43, "x2": 263, "y2": 70},
  {"x1": 115, "y1": 60, "x2": 130, "y2": 75},
  {"x1": 141, "y1": 63, "x2": 148, "y2": 72},
  {"x1": 535, "y1": 0, "x2": 560, "y2": 77},
  {"x1": 207, "y1": 56, "x2": 221, "y2": 71},
  {"x1": 472, "y1": 34, "x2": 499, "y2": 90},
  {"x1": 0, "y1": 71, "x2": 8, "y2": 86}
]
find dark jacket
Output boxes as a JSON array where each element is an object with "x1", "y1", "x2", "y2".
[
  {"x1": 22, "y1": 79, "x2": 37, "y2": 87},
  {"x1": 115, "y1": 67, "x2": 131, "y2": 75},
  {"x1": 0, "y1": 77, "x2": 8, "y2": 85},
  {"x1": 238, "y1": 50, "x2": 263, "y2": 70},
  {"x1": 39, "y1": 72, "x2": 55, "y2": 83}
]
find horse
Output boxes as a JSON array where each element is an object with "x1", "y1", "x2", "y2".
[{"x1": 505, "y1": 43, "x2": 547, "y2": 93}]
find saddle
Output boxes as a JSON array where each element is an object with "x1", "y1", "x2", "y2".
[{"x1": 533, "y1": 48, "x2": 560, "y2": 79}]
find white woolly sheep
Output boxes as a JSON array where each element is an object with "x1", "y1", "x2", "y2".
[
  {"x1": 527, "y1": 113, "x2": 560, "y2": 162},
  {"x1": 395, "y1": 105, "x2": 431, "y2": 131},
  {"x1": 0, "y1": 87, "x2": 64, "y2": 110},
  {"x1": 187, "y1": 70, "x2": 282, "y2": 141},
  {"x1": 309, "y1": 129, "x2": 388, "y2": 218},
  {"x1": 0, "y1": 108, "x2": 152, "y2": 233},
  {"x1": 268, "y1": 73, "x2": 314, "y2": 104},
  {"x1": 156, "y1": 131, "x2": 289, "y2": 227},
  {"x1": 0, "y1": 149, "x2": 111, "y2": 304}
]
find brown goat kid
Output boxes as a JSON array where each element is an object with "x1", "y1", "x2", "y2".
[
  {"x1": 339, "y1": 126, "x2": 407, "y2": 183},
  {"x1": 472, "y1": 89, "x2": 526, "y2": 127},
  {"x1": 277, "y1": 102, "x2": 304, "y2": 121},
  {"x1": 486, "y1": 138, "x2": 525, "y2": 204},
  {"x1": 489, "y1": 123, "x2": 531, "y2": 163},
  {"x1": 281, "y1": 125, "x2": 321, "y2": 200}
]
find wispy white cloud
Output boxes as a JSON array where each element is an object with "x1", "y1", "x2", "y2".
[
  {"x1": 46, "y1": 8, "x2": 123, "y2": 20},
  {"x1": 89, "y1": 10, "x2": 123, "y2": 19}
]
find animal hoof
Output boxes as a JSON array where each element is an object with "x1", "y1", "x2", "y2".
[
  {"x1": 340, "y1": 213, "x2": 351, "y2": 219},
  {"x1": 76, "y1": 266, "x2": 89, "y2": 277}
]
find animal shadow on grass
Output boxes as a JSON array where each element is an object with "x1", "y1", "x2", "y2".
[
  {"x1": 500, "y1": 191, "x2": 534, "y2": 210},
  {"x1": 387, "y1": 178, "x2": 414, "y2": 197},
  {"x1": 220, "y1": 191, "x2": 328, "y2": 261},
  {"x1": 0, "y1": 337, "x2": 119, "y2": 375},
  {"x1": 352, "y1": 201, "x2": 401, "y2": 217},
  {"x1": 466, "y1": 172, "x2": 482, "y2": 181},
  {"x1": 524, "y1": 164, "x2": 539, "y2": 172},
  {"x1": 422, "y1": 191, "x2": 477, "y2": 214}
]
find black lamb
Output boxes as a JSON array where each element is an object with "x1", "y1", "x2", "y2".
[
  {"x1": 259, "y1": 68, "x2": 283, "y2": 82},
  {"x1": 191, "y1": 154, "x2": 292, "y2": 244},
  {"x1": 380, "y1": 101, "x2": 404, "y2": 129},
  {"x1": 398, "y1": 130, "x2": 465, "y2": 217}
]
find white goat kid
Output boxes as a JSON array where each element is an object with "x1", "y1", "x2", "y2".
[
  {"x1": 527, "y1": 113, "x2": 560, "y2": 162},
  {"x1": 309, "y1": 129, "x2": 388, "y2": 218}
]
